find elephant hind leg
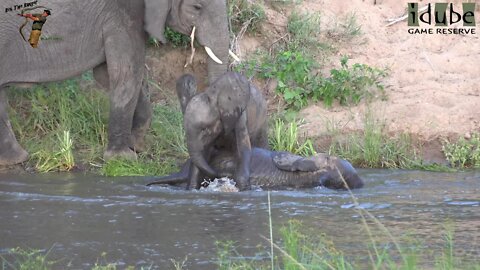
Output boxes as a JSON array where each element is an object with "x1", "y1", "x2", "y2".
[
  {"x1": 0, "y1": 89, "x2": 28, "y2": 166},
  {"x1": 131, "y1": 79, "x2": 152, "y2": 153}
]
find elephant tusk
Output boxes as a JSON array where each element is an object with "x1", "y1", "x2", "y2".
[
  {"x1": 205, "y1": 46, "x2": 223, "y2": 64},
  {"x1": 229, "y1": 50, "x2": 241, "y2": 62}
]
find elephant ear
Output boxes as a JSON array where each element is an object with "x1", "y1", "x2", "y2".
[
  {"x1": 216, "y1": 73, "x2": 251, "y2": 133},
  {"x1": 144, "y1": 0, "x2": 169, "y2": 44},
  {"x1": 272, "y1": 152, "x2": 330, "y2": 172}
]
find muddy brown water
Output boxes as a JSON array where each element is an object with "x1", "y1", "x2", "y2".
[{"x1": 0, "y1": 170, "x2": 479, "y2": 269}]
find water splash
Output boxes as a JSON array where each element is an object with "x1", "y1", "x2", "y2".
[{"x1": 200, "y1": 177, "x2": 239, "y2": 192}]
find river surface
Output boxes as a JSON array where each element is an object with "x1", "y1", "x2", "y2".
[{"x1": 0, "y1": 170, "x2": 479, "y2": 269}]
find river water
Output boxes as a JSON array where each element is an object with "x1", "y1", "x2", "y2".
[{"x1": 0, "y1": 170, "x2": 479, "y2": 269}]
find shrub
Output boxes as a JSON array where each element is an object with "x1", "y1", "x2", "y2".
[{"x1": 442, "y1": 133, "x2": 480, "y2": 168}]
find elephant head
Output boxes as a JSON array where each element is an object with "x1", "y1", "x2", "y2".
[
  {"x1": 145, "y1": 0, "x2": 231, "y2": 83},
  {"x1": 320, "y1": 157, "x2": 365, "y2": 190},
  {"x1": 178, "y1": 72, "x2": 251, "y2": 177}
]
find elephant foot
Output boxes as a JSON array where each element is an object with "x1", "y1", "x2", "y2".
[
  {"x1": 0, "y1": 143, "x2": 29, "y2": 166},
  {"x1": 235, "y1": 176, "x2": 251, "y2": 191},
  {"x1": 130, "y1": 134, "x2": 146, "y2": 153},
  {"x1": 103, "y1": 147, "x2": 137, "y2": 161}
]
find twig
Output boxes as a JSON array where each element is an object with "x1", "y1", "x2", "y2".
[
  {"x1": 184, "y1": 26, "x2": 196, "y2": 68},
  {"x1": 386, "y1": 5, "x2": 429, "y2": 27},
  {"x1": 268, "y1": 191, "x2": 274, "y2": 270}
]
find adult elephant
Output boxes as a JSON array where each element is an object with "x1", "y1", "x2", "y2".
[{"x1": 0, "y1": 0, "x2": 234, "y2": 166}]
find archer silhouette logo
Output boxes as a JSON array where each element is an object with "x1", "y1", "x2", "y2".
[
  {"x1": 17, "y1": 6, "x2": 52, "y2": 48},
  {"x1": 407, "y1": 2, "x2": 476, "y2": 35}
]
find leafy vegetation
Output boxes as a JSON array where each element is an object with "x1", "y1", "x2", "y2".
[
  {"x1": 318, "y1": 56, "x2": 387, "y2": 107},
  {"x1": 442, "y1": 133, "x2": 480, "y2": 168},
  {"x1": 239, "y1": 53, "x2": 386, "y2": 111},
  {"x1": 164, "y1": 27, "x2": 190, "y2": 48}
]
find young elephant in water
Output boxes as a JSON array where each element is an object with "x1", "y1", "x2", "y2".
[
  {"x1": 175, "y1": 73, "x2": 268, "y2": 190},
  {"x1": 147, "y1": 148, "x2": 364, "y2": 190}
]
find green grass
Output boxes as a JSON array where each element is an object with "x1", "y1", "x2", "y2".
[
  {"x1": 101, "y1": 102, "x2": 187, "y2": 177},
  {"x1": 228, "y1": 0, "x2": 266, "y2": 34},
  {"x1": 7, "y1": 76, "x2": 187, "y2": 176},
  {"x1": 8, "y1": 77, "x2": 108, "y2": 170},
  {"x1": 327, "y1": 108, "x2": 447, "y2": 170},
  {"x1": 269, "y1": 118, "x2": 316, "y2": 157},
  {"x1": 286, "y1": 11, "x2": 322, "y2": 53}
]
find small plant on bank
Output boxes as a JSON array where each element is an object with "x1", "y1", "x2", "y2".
[
  {"x1": 286, "y1": 11, "x2": 322, "y2": 52},
  {"x1": 442, "y1": 133, "x2": 480, "y2": 168},
  {"x1": 33, "y1": 130, "x2": 75, "y2": 172},
  {"x1": 326, "y1": 12, "x2": 362, "y2": 42},
  {"x1": 228, "y1": 0, "x2": 266, "y2": 34}
]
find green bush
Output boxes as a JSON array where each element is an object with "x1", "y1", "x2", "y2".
[
  {"x1": 238, "y1": 53, "x2": 386, "y2": 111},
  {"x1": 318, "y1": 56, "x2": 387, "y2": 107},
  {"x1": 442, "y1": 133, "x2": 480, "y2": 168}
]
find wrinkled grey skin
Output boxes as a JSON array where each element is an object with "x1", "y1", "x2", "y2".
[
  {"x1": 147, "y1": 148, "x2": 365, "y2": 190},
  {"x1": 177, "y1": 73, "x2": 268, "y2": 190},
  {"x1": 0, "y1": 0, "x2": 230, "y2": 166}
]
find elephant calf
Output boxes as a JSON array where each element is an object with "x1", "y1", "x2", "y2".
[
  {"x1": 147, "y1": 148, "x2": 364, "y2": 190},
  {"x1": 177, "y1": 72, "x2": 268, "y2": 190}
]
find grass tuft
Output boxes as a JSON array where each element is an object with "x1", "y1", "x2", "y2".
[
  {"x1": 228, "y1": 0, "x2": 266, "y2": 34},
  {"x1": 269, "y1": 118, "x2": 316, "y2": 157},
  {"x1": 328, "y1": 107, "x2": 438, "y2": 170}
]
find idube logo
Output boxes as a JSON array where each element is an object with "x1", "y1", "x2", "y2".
[{"x1": 407, "y1": 2, "x2": 476, "y2": 35}]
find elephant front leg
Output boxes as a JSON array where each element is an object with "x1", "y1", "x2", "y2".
[
  {"x1": 102, "y1": 29, "x2": 143, "y2": 160},
  {"x1": 234, "y1": 113, "x2": 252, "y2": 191},
  {"x1": 0, "y1": 89, "x2": 29, "y2": 166}
]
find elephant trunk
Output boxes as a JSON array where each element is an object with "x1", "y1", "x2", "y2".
[
  {"x1": 196, "y1": 0, "x2": 230, "y2": 84},
  {"x1": 206, "y1": 50, "x2": 229, "y2": 84}
]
